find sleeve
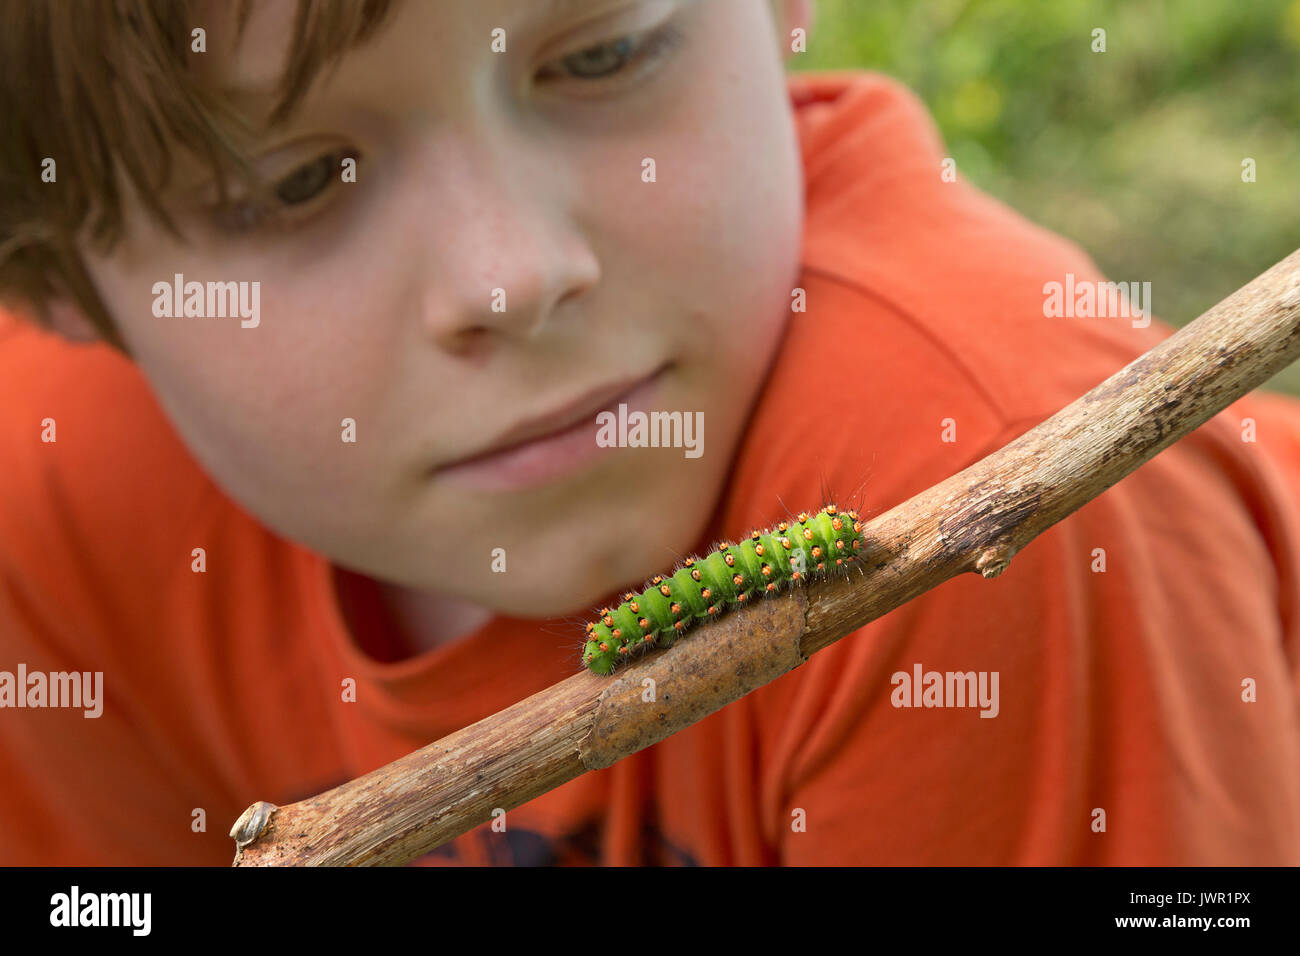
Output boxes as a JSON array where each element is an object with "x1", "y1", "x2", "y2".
[{"x1": 0, "y1": 322, "x2": 242, "y2": 865}]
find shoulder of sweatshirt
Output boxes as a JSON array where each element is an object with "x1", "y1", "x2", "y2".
[
  {"x1": 0, "y1": 311, "x2": 242, "y2": 646},
  {"x1": 791, "y1": 69, "x2": 1186, "y2": 427}
]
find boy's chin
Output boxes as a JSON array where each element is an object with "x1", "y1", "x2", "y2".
[
  {"x1": 448, "y1": 570, "x2": 626, "y2": 622},
  {"x1": 488, "y1": 585, "x2": 612, "y2": 621}
]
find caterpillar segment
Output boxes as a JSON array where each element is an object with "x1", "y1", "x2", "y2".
[{"x1": 582, "y1": 504, "x2": 865, "y2": 674}]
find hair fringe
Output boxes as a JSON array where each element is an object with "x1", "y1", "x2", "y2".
[{"x1": 0, "y1": 0, "x2": 394, "y2": 343}]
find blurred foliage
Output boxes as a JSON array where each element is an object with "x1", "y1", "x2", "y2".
[{"x1": 794, "y1": 0, "x2": 1300, "y2": 396}]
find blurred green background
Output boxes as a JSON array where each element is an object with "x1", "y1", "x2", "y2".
[{"x1": 794, "y1": 0, "x2": 1300, "y2": 396}]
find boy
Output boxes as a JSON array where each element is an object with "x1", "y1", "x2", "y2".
[{"x1": 1, "y1": 0, "x2": 1298, "y2": 865}]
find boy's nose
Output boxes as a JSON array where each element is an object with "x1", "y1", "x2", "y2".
[{"x1": 408, "y1": 139, "x2": 601, "y2": 353}]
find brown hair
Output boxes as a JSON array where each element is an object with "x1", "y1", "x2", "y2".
[{"x1": 0, "y1": 0, "x2": 393, "y2": 351}]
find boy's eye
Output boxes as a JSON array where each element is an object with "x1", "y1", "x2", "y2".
[
  {"x1": 540, "y1": 24, "x2": 683, "y2": 85},
  {"x1": 560, "y1": 36, "x2": 639, "y2": 79},
  {"x1": 210, "y1": 148, "x2": 355, "y2": 234},
  {"x1": 274, "y1": 153, "x2": 336, "y2": 205}
]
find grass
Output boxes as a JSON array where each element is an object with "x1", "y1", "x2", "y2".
[{"x1": 794, "y1": 0, "x2": 1300, "y2": 395}]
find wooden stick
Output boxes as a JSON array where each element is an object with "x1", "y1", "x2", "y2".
[{"x1": 231, "y1": 248, "x2": 1300, "y2": 866}]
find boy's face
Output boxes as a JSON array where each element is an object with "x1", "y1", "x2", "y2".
[{"x1": 75, "y1": 0, "x2": 806, "y2": 619}]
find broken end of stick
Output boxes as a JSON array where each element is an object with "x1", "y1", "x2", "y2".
[{"x1": 230, "y1": 800, "x2": 278, "y2": 865}]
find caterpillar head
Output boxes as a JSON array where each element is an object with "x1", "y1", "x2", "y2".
[
  {"x1": 583, "y1": 637, "x2": 620, "y2": 675},
  {"x1": 582, "y1": 619, "x2": 622, "y2": 675}
]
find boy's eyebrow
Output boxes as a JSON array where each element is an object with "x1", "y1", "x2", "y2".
[
  {"x1": 215, "y1": 0, "x2": 644, "y2": 113},
  {"x1": 533, "y1": 0, "x2": 644, "y2": 26}
]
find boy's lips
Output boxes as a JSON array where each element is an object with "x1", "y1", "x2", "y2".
[{"x1": 433, "y1": 364, "x2": 669, "y2": 492}]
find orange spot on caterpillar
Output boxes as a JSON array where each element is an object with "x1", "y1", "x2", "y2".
[
  {"x1": 736, "y1": 592, "x2": 748, "y2": 602},
  {"x1": 811, "y1": 546, "x2": 823, "y2": 559},
  {"x1": 642, "y1": 634, "x2": 654, "y2": 643},
  {"x1": 629, "y1": 600, "x2": 640, "y2": 612},
  {"x1": 674, "y1": 620, "x2": 685, "y2": 631},
  {"x1": 732, "y1": 574, "x2": 745, "y2": 587},
  {"x1": 618, "y1": 645, "x2": 630, "y2": 654},
  {"x1": 754, "y1": 543, "x2": 765, "y2": 556},
  {"x1": 706, "y1": 605, "x2": 719, "y2": 615},
  {"x1": 701, "y1": 587, "x2": 712, "y2": 600},
  {"x1": 639, "y1": 618, "x2": 650, "y2": 630},
  {"x1": 750, "y1": 530, "x2": 761, "y2": 540},
  {"x1": 585, "y1": 622, "x2": 596, "y2": 634},
  {"x1": 835, "y1": 540, "x2": 845, "y2": 551},
  {"x1": 612, "y1": 628, "x2": 622, "y2": 639},
  {"x1": 652, "y1": 575, "x2": 664, "y2": 585},
  {"x1": 670, "y1": 602, "x2": 682, "y2": 615},
  {"x1": 691, "y1": 569, "x2": 702, "y2": 582},
  {"x1": 724, "y1": 553, "x2": 736, "y2": 567},
  {"x1": 765, "y1": 582, "x2": 777, "y2": 592},
  {"x1": 777, "y1": 522, "x2": 789, "y2": 532},
  {"x1": 832, "y1": 517, "x2": 844, "y2": 531},
  {"x1": 598, "y1": 642, "x2": 609, "y2": 652},
  {"x1": 797, "y1": 512, "x2": 808, "y2": 522},
  {"x1": 827, "y1": 505, "x2": 838, "y2": 515},
  {"x1": 603, "y1": 615, "x2": 614, "y2": 627},
  {"x1": 760, "y1": 564, "x2": 772, "y2": 577},
  {"x1": 792, "y1": 571, "x2": 803, "y2": 581},
  {"x1": 852, "y1": 539, "x2": 862, "y2": 550},
  {"x1": 660, "y1": 584, "x2": 672, "y2": 597},
  {"x1": 780, "y1": 537, "x2": 792, "y2": 549},
  {"x1": 623, "y1": 592, "x2": 637, "y2": 602},
  {"x1": 684, "y1": 557, "x2": 695, "y2": 567},
  {"x1": 803, "y1": 529, "x2": 814, "y2": 541}
]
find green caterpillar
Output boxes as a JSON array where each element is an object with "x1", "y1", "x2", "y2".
[{"x1": 582, "y1": 505, "x2": 864, "y2": 674}]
